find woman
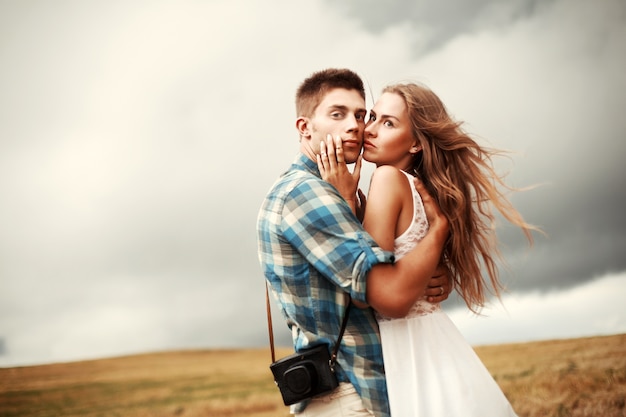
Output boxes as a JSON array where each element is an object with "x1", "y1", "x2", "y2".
[{"x1": 319, "y1": 82, "x2": 538, "y2": 416}]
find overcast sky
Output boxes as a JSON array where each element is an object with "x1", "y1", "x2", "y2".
[{"x1": 1, "y1": 0, "x2": 625, "y2": 367}]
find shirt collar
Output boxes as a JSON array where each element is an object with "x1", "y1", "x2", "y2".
[{"x1": 291, "y1": 153, "x2": 320, "y2": 178}]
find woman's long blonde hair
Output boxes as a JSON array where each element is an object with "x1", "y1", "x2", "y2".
[{"x1": 384, "y1": 82, "x2": 539, "y2": 312}]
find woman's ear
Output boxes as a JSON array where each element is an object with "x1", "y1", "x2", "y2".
[
  {"x1": 410, "y1": 143, "x2": 422, "y2": 154},
  {"x1": 296, "y1": 117, "x2": 310, "y2": 138}
]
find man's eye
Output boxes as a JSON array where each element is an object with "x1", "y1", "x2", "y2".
[
  {"x1": 356, "y1": 114, "x2": 365, "y2": 121},
  {"x1": 331, "y1": 112, "x2": 343, "y2": 118}
]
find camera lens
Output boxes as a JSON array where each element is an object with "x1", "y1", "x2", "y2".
[{"x1": 284, "y1": 361, "x2": 318, "y2": 394}]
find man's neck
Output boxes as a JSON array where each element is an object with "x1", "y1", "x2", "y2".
[{"x1": 299, "y1": 143, "x2": 317, "y2": 162}]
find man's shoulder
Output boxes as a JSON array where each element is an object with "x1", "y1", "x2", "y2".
[{"x1": 271, "y1": 167, "x2": 326, "y2": 196}]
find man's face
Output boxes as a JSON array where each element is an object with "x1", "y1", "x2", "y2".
[{"x1": 308, "y1": 88, "x2": 367, "y2": 164}]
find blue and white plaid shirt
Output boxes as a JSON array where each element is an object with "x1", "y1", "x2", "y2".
[{"x1": 257, "y1": 153, "x2": 394, "y2": 416}]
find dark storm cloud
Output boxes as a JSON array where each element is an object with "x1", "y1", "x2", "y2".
[
  {"x1": 325, "y1": 0, "x2": 552, "y2": 53},
  {"x1": 494, "y1": 137, "x2": 626, "y2": 293}
]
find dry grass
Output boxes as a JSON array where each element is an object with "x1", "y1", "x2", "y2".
[
  {"x1": 475, "y1": 333, "x2": 626, "y2": 417},
  {"x1": 0, "y1": 347, "x2": 294, "y2": 417},
  {"x1": 1, "y1": 334, "x2": 624, "y2": 417}
]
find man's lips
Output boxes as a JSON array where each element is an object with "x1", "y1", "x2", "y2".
[{"x1": 342, "y1": 140, "x2": 361, "y2": 149}]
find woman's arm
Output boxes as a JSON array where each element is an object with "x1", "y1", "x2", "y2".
[
  {"x1": 364, "y1": 167, "x2": 449, "y2": 317},
  {"x1": 365, "y1": 173, "x2": 449, "y2": 317},
  {"x1": 362, "y1": 166, "x2": 409, "y2": 252}
]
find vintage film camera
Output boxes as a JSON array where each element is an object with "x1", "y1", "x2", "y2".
[{"x1": 270, "y1": 344, "x2": 338, "y2": 405}]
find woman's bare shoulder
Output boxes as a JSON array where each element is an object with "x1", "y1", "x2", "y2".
[{"x1": 370, "y1": 165, "x2": 409, "y2": 187}]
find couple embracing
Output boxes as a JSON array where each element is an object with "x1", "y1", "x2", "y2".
[{"x1": 257, "y1": 68, "x2": 536, "y2": 417}]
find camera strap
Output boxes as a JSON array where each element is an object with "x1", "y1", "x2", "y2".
[{"x1": 265, "y1": 281, "x2": 351, "y2": 367}]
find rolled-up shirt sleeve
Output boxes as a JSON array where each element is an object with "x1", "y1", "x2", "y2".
[{"x1": 281, "y1": 177, "x2": 394, "y2": 304}]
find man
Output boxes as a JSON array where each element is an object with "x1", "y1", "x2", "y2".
[{"x1": 257, "y1": 68, "x2": 450, "y2": 416}]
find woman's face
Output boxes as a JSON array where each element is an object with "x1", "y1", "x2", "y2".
[{"x1": 363, "y1": 92, "x2": 419, "y2": 169}]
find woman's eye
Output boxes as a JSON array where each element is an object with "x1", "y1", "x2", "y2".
[
  {"x1": 384, "y1": 120, "x2": 393, "y2": 127},
  {"x1": 368, "y1": 114, "x2": 376, "y2": 122}
]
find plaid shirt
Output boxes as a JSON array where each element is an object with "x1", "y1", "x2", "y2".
[{"x1": 257, "y1": 153, "x2": 394, "y2": 416}]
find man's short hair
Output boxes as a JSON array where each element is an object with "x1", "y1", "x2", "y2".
[{"x1": 295, "y1": 68, "x2": 365, "y2": 118}]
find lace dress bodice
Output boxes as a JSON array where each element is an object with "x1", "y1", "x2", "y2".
[{"x1": 377, "y1": 171, "x2": 441, "y2": 322}]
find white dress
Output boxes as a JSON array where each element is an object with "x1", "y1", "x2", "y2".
[{"x1": 377, "y1": 171, "x2": 517, "y2": 417}]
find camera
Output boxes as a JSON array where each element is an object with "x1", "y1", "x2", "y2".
[{"x1": 270, "y1": 344, "x2": 338, "y2": 405}]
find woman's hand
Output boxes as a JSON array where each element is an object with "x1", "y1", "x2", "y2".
[
  {"x1": 413, "y1": 177, "x2": 449, "y2": 238},
  {"x1": 317, "y1": 134, "x2": 363, "y2": 215},
  {"x1": 424, "y1": 263, "x2": 453, "y2": 303},
  {"x1": 413, "y1": 179, "x2": 451, "y2": 303},
  {"x1": 355, "y1": 188, "x2": 367, "y2": 223}
]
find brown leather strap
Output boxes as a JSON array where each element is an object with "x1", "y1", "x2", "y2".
[
  {"x1": 265, "y1": 281, "x2": 276, "y2": 363},
  {"x1": 265, "y1": 280, "x2": 351, "y2": 365},
  {"x1": 330, "y1": 299, "x2": 351, "y2": 368}
]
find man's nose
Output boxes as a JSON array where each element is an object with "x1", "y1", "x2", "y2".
[{"x1": 346, "y1": 114, "x2": 360, "y2": 131}]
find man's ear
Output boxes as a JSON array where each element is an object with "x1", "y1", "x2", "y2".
[{"x1": 296, "y1": 117, "x2": 311, "y2": 138}]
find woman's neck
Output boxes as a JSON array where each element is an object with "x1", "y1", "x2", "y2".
[{"x1": 376, "y1": 161, "x2": 413, "y2": 173}]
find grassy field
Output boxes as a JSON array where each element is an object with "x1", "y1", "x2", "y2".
[{"x1": 1, "y1": 334, "x2": 624, "y2": 417}]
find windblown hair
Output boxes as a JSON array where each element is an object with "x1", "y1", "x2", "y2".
[
  {"x1": 296, "y1": 68, "x2": 365, "y2": 118},
  {"x1": 383, "y1": 82, "x2": 539, "y2": 312}
]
